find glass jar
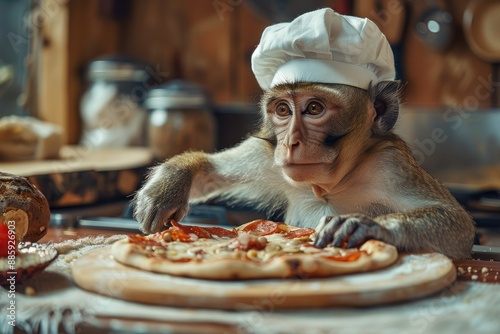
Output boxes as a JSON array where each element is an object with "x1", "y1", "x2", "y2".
[
  {"x1": 144, "y1": 80, "x2": 216, "y2": 161},
  {"x1": 80, "y1": 55, "x2": 152, "y2": 148}
]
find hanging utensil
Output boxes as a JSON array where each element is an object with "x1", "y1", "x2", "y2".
[
  {"x1": 463, "y1": 0, "x2": 500, "y2": 107},
  {"x1": 415, "y1": 0, "x2": 454, "y2": 52}
]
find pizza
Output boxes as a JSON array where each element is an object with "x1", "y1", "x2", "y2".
[{"x1": 111, "y1": 219, "x2": 398, "y2": 280}]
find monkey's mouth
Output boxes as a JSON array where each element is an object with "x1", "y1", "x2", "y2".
[
  {"x1": 281, "y1": 161, "x2": 327, "y2": 168},
  {"x1": 283, "y1": 162, "x2": 325, "y2": 167},
  {"x1": 281, "y1": 163, "x2": 327, "y2": 181}
]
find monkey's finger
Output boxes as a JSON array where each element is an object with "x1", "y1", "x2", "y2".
[
  {"x1": 149, "y1": 205, "x2": 190, "y2": 233},
  {"x1": 139, "y1": 208, "x2": 159, "y2": 233},
  {"x1": 315, "y1": 216, "x2": 332, "y2": 233},
  {"x1": 314, "y1": 216, "x2": 344, "y2": 248},
  {"x1": 152, "y1": 206, "x2": 187, "y2": 233},
  {"x1": 137, "y1": 202, "x2": 167, "y2": 233},
  {"x1": 345, "y1": 227, "x2": 371, "y2": 248},
  {"x1": 150, "y1": 208, "x2": 172, "y2": 233},
  {"x1": 170, "y1": 206, "x2": 189, "y2": 224},
  {"x1": 331, "y1": 218, "x2": 360, "y2": 248},
  {"x1": 349, "y1": 223, "x2": 393, "y2": 248}
]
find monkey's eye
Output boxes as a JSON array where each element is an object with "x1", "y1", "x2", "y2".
[
  {"x1": 305, "y1": 101, "x2": 325, "y2": 115},
  {"x1": 275, "y1": 103, "x2": 291, "y2": 117}
]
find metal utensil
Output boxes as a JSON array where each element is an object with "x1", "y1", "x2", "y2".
[
  {"x1": 463, "y1": 0, "x2": 500, "y2": 107},
  {"x1": 415, "y1": 0, "x2": 454, "y2": 52}
]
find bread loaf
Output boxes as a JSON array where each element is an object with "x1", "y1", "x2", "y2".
[{"x1": 0, "y1": 172, "x2": 50, "y2": 242}]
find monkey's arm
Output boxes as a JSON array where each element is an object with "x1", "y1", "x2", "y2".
[
  {"x1": 314, "y1": 205, "x2": 475, "y2": 259},
  {"x1": 134, "y1": 137, "x2": 285, "y2": 233},
  {"x1": 376, "y1": 205, "x2": 475, "y2": 259},
  {"x1": 314, "y1": 139, "x2": 476, "y2": 260}
]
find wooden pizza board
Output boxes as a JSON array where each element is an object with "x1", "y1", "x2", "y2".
[{"x1": 71, "y1": 246, "x2": 456, "y2": 310}]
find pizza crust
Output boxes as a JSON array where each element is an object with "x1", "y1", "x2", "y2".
[{"x1": 111, "y1": 238, "x2": 398, "y2": 280}]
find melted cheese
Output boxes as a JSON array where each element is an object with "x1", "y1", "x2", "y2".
[{"x1": 138, "y1": 228, "x2": 355, "y2": 263}]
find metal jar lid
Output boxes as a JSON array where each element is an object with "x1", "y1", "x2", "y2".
[
  {"x1": 144, "y1": 80, "x2": 210, "y2": 110},
  {"x1": 86, "y1": 55, "x2": 149, "y2": 82}
]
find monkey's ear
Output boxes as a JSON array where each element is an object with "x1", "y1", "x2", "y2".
[{"x1": 370, "y1": 80, "x2": 402, "y2": 135}]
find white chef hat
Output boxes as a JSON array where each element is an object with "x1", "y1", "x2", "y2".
[{"x1": 251, "y1": 8, "x2": 395, "y2": 90}]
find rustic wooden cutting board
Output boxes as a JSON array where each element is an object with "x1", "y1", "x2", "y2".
[
  {"x1": 72, "y1": 246, "x2": 456, "y2": 310},
  {"x1": 0, "y1": 146, "x2": 153, "y2": 207}
]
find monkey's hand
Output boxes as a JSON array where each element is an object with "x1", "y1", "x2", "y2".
[
  {"x1": 313, "y1": 214, "x2": 395, "y2": 249},
  {"x1": 133, "y1": 163, "x2": 193, "y2": 234}
]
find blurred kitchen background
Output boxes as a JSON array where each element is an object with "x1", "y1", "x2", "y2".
[{"x1": 0, "y1": 0, "x2": 499, "y2": 241}]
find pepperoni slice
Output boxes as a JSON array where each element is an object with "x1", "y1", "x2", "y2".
[
  {"x1": 241, "y1": 220, "x2": 285, "y2": 236},
  {"x1": 170, "y1": 220, "x2": 237, "y2": 239},
  {"x1": 128, "y1": 234, "x2": 165, "y2": 246},
  {"x1": 283, "y1": 228, "x2": 315, "y2": 239},
  {"x1": 170, "y1": 220, "x2": 211, "y2": 239},
  {"x1": 168, "y1": 227, "x2": 193, "y2": 242},
  {"x1": 204, "y1": 226, "x2": 237, "y2": 238},
  {"x1": 183, "y1": 225, "x2": 212, "y2": 239},
  {"x1": 322, "y1": 250, "x2": 362, "y2": 262}
]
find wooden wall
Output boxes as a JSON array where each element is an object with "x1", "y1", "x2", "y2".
[
  {"x1": 39, "y1": 0, "x2": 494, "y2": 144},
  {"x1": 356, "y1": 0, "x2": 492, "y2": 108}
]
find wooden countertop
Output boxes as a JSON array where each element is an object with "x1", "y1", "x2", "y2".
[
  {"x1": 39, "y1": 226, "x2": 119, "y2": 243},
  {"x1": 9, "y1": 225, "x2": 500, "y2": 333}
]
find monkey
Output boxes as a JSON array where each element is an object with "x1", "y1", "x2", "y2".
[{"x1": 133, "y1": 80, "x2": 476, "y2": 260}]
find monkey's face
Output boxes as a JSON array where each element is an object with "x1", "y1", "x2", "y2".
[{"x1": 260, "y1": 83, "x2": 375, "y2": 186}]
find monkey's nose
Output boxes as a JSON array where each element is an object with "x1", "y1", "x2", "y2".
[
  {"x1": 283, "y1": 137, "x2": 300, "y2": 151},
  {"x1": 284, "y1": 139, "x2": 305, "y2": 162},
  {"x1": 284, "y1": 128, "x2": 302, "y2": 147}
]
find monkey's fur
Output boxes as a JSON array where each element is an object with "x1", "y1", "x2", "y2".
[{"x1": 134, "y1": 81, "x2": 475, "y2": 260}]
